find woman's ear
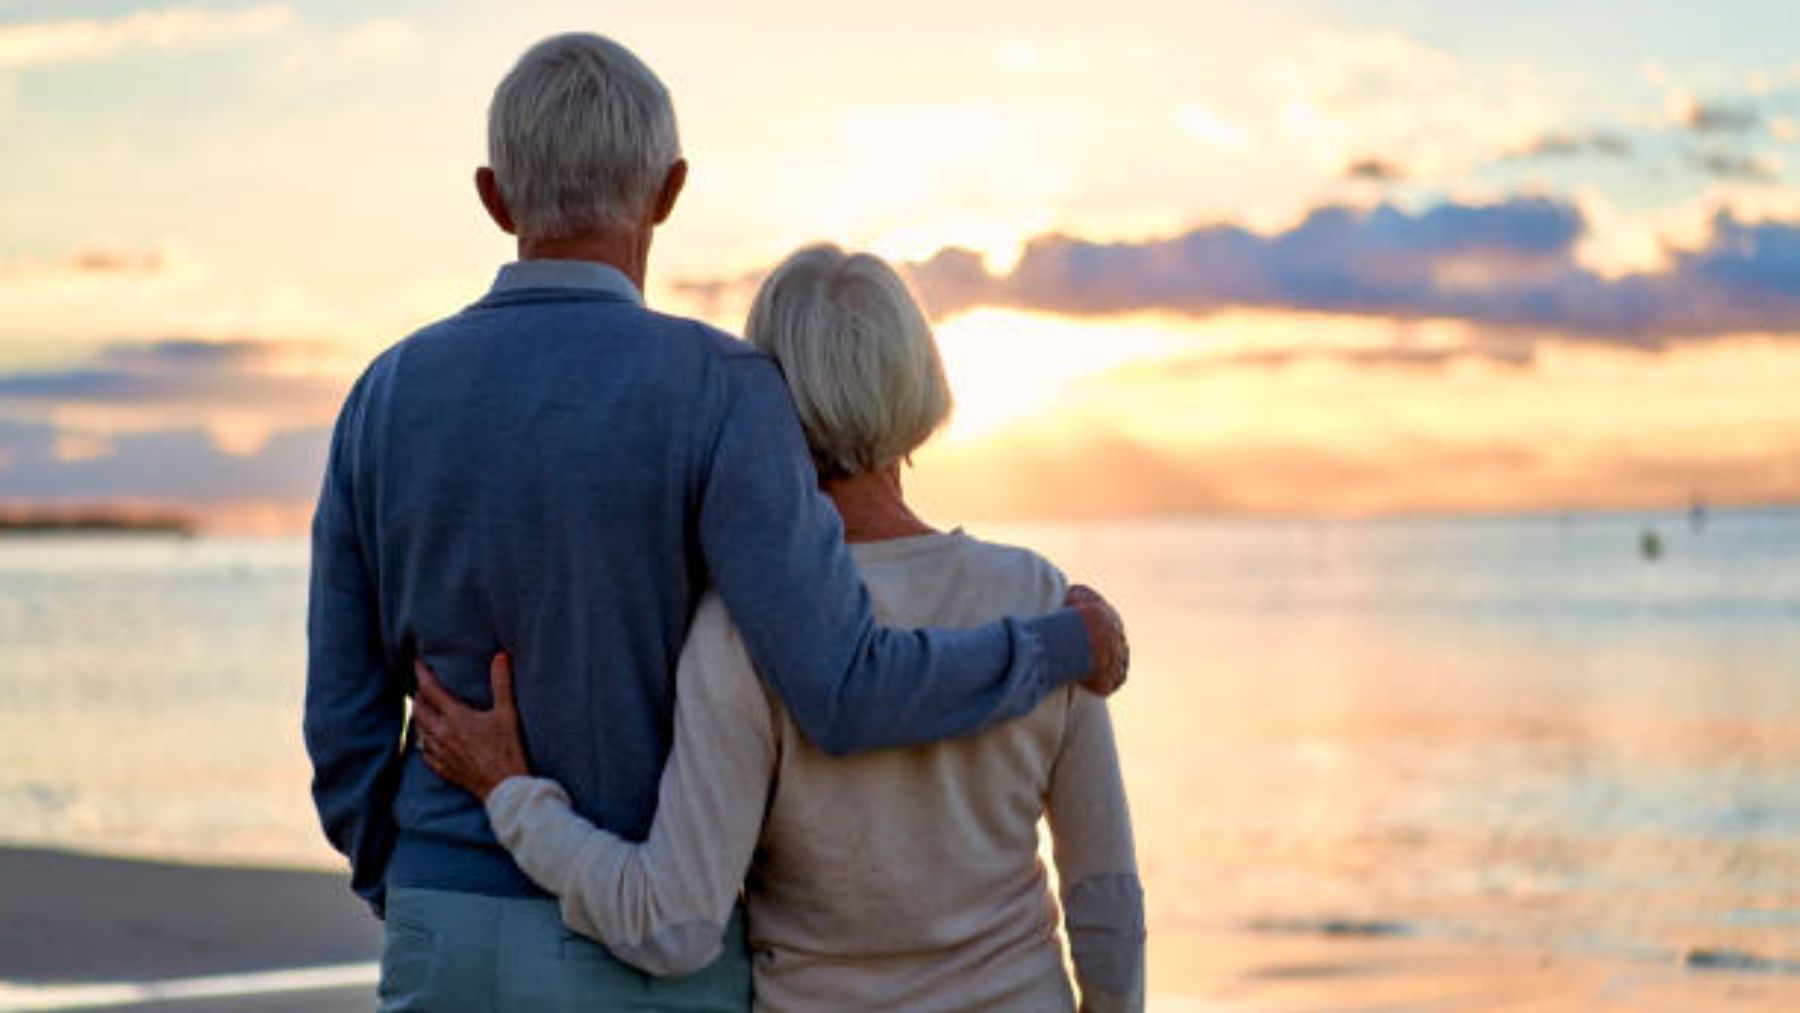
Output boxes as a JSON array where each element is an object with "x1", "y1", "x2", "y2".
[
  {"x1": 651, "y1": 159, "x2": 688, "y2": 225},
  {"x1": 475, "y1": 167, "x2": 517, "y2": 235}
]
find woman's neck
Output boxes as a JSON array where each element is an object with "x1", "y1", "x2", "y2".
[{"x1": 823, "y1": 465, "x2": 938, "y2": 544}]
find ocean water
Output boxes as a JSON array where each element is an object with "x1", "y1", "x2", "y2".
[{"x1": 1, "y1": 508, "x2": 1796, "y2": 996}]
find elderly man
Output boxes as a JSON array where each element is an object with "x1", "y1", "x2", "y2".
[{"x1": 304, "y1": 32, "x2": 1129, "y2": 1010}]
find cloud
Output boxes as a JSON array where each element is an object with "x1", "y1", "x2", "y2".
[
  {"x1": 0, "y1": 246, "x2": 166, "y2": 281},
  {"x1": 0, "y1": 4, "x2": 293, "y2": 71},
  {"x1": 1191, "y1": 344, "x2": 1534, "y2": 372},
  {"x1": 1343, "y1": 157, "x2": 1405, "y2": 182},
  {"x1": 0, "y1": 416, "x2": 328, "y2": 503},
  {"x1": 909, "y1": 196, "x2": 1580, "y2": 317},
  {"x1": 1261, "y1": 32, "x2": 1553, "y2": 184},
  {"x1": 0, "y1": 337, "x2": 352, "y2": 463},
  {"x1": 0, "y1": 334, "x2": 356, "y2": 521},
  {"x1": 1688, "y1": 147, "x2": 1781, "y2": 182},
  {"x1": 0, "y1": 338, "x2": 345, "y2": 411},
  {"x1": 0, "y1": 337, "x2": 348, "y2": 516},
  {"x1": 891, "y1": 197, "x2": 1800, "y2": 345},
  {"x1": 1665, "y1": 90, "x2": 1760, "y2": 134},
  {"x1": 1506, "y1": 130, "x2": 1633, "y2": 160}
]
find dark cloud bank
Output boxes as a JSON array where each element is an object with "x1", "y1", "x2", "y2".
[
  {"x1": 0, "y1": 338, "x2": 343, "y2": 408},
  {"x1": 0, "y1": 417, "x2": 330, "y2": 502},
  {"x1": 0, "y1": 339, "x2": 343, "y2": 507},
  {"x1": 906, "y1": 197, "x2": 1800, "y2": 346},
  {"x1": 9, "y1": 196, "x2": 1800, "y2": 516}
]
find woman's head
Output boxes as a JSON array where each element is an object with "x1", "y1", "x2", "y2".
[{"x1": 746, "y1": 245, "x2": 952, "y2": 480}]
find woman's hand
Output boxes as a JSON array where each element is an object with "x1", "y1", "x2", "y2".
[{"x1": 412, "y1": 652, "x2": 530, "y2": 801}]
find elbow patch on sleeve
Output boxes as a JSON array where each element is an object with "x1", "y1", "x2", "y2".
[
  {"x1": 607, "y1": 919, "x2": 729, "y2": 978},
  {"x1": 1065, "y1": 873, "x2": 1147, "y2": 995}
]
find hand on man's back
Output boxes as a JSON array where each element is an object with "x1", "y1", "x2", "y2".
[{"x1": 1066, "y1": 584, "x2": 1129, "y2": 697}]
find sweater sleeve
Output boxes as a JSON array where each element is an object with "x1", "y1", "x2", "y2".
[
  {"x1": 485, "y1": 596, "x2": 776, "y2": 976},
  {"x1": 303, "y1": 372, "x2": 406, "y2": 917},
  {"x1": 697, "y1": 356, "x2": 1093, "y2": 756},
  {"x1": 1046, "y1": 690, "x2": 1146, "y2": 1013}
]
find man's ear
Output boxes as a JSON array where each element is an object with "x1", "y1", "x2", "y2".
[
  {"x1": 475, "y1": 167, "x2": 517, "y2": 235},
  {"x1": 651, "y1": 159, "x2": 687, "y2": 226}
]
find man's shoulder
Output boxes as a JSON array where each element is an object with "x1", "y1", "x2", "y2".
[
  {"x1": 480, "y1": 292, "x2": 765, "y2": 361},
  {"x1": 354, "y1": 312, "x2": 467, "y2": 381},
  {"x1": 647, "y1": 311, "x2": 764, "y2": 363},
  {"x1": 350, "y1": 302, "x2": 773, "y2": 398},
  {"x1": 639, "y1": 312, "x2": 791, "y2": 400}
]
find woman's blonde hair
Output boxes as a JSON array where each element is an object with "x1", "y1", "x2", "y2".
[{"x1": 745, "y1": 245, "x2": 952, "y2": 479}]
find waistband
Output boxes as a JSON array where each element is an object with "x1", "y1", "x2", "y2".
[{"x1": 386, "y1": 831, "x2": 550, "y2": 899}]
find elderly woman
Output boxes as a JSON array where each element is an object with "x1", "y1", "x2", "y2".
[{"x1": 414, "y1": 246, "x2": 1145, "y2": 1011}]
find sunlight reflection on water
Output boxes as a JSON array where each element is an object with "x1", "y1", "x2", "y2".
[{"x1": 1, "y1": 508, "x2": 1796, "y2": 1000}]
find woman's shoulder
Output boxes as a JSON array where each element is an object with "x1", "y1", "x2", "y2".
[{"x1": 943, "y1": 532, "x2": 1069, "y2": 615}]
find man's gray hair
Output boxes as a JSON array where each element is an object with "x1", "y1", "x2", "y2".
[
  {"x1": 746, "y1": 246, "x2": 953, "y2": 480},
  {"x1": 488, "y1": 33, "x2": 681, "y2": 238}
]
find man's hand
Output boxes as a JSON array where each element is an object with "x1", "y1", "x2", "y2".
[
  {"x1": 412, "y1": 652, "x2": 530, "y2": 801},
  {"x1": 1066, "y1": 584, "x2": 1129, "y2": 697}
]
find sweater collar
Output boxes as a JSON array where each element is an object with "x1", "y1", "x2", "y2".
[{"x1": 489, "y1": 260, "x2": 642, "y2": 305}]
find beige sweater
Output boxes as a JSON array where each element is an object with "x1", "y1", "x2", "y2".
[{"x1": 487, "y1": 531, "x2": 1145, "y2": 1011}]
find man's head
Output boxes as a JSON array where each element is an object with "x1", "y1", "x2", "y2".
[{"x1": 478, "y1": 34, "x2": 685, "y2": 242}]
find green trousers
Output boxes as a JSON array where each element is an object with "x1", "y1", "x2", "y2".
[{"x1": 377, "y1": 887, "x2": 752, "y2": 1012}]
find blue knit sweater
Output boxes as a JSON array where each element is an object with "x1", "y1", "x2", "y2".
[{"x1": 303, "y1": 261, "x2": 1092, "y2": 913}]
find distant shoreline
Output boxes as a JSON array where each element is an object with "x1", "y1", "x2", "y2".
[
  {"x1": 4, "y1": 501, "x2": 1797, "y2": 541},
  {"x1": 0, "y1": 511, "x2": 196, "y2": 537}
]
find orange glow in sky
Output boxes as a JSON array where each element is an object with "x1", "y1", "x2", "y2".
[{"x1": 1, "y1": 1, "x2": 1797, "y2": 523}]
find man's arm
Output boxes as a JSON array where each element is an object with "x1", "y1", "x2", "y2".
[
  {"x1": 303, "y1": 378, "x2": 405, "y2": 916},
  {"x1": 698, "y1": 356, "x2": 1111, "y2": 755}
]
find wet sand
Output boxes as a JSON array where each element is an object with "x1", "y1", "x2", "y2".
[
  {"x1": 1149, "y1": 921, "x2": 1800, "y2": 1010},
  {"x1": 0, "y1": 846, "x2": 377, "y2": 1011},
  {"x1": 4, "y1": 844, "x2": 1796, "y2": 1011},
  {"x1": 39, "y1": 987, "x2": 374, "y2": 1013}
]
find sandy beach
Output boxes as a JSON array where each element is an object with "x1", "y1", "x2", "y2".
[
  {"x1": 1148, "y1": 921, "x2": 1800, "y2": 1010},
  {"x1": 5, "y1": 843, "x2": 1797, "y2": 1012},
  {"x1": 0, "y1": 846, "x2": 377, "y2": 1012}
]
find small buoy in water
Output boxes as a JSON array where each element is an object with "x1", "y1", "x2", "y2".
[{"x1": 1640, "y1": 529, "x2": 1663, "y2": 561}]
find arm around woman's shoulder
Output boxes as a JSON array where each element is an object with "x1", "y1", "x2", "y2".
[
  {"x1": 485, "y1": 595, "x2": 779, "y2": 976},
  {"x1": 1046, "y1": 688, "x2": 1146, "y2": 1013},
  {"x1": 695, "y1": 359, "x2": 1097, "y2": 755}
]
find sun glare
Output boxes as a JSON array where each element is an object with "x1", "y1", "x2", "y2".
[{"x1": 931, "y1": 308, "x2": 1192, "y2": 444}]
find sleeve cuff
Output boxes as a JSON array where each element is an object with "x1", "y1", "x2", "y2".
[
  {"x1": 1025, "y1": 607, "x2": 1094, "y2": 688},
  {"x1": 484, "y1": 776, "x2": 567, "y2": 839}
]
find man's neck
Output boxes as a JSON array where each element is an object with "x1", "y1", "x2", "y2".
[{"x1": 517, "y1": 229, "x2": 651, "y2": 293}]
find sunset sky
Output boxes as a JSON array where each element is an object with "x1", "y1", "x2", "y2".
[{"x1": 3, "y1": 0, "x2": 1799, "y2": 526}]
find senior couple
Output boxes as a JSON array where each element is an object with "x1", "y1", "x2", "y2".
[{"x1": 305, "y1": 31, "x2": 1144, "y2": 1012}]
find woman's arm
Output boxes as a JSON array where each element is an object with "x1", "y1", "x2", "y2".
[
  {"x1": 1045, "y1": 690, "x2": 1147, "y2": 1013},
  {"x1": 413, "y1": 597, "x2": 778, "y2": 976}
]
